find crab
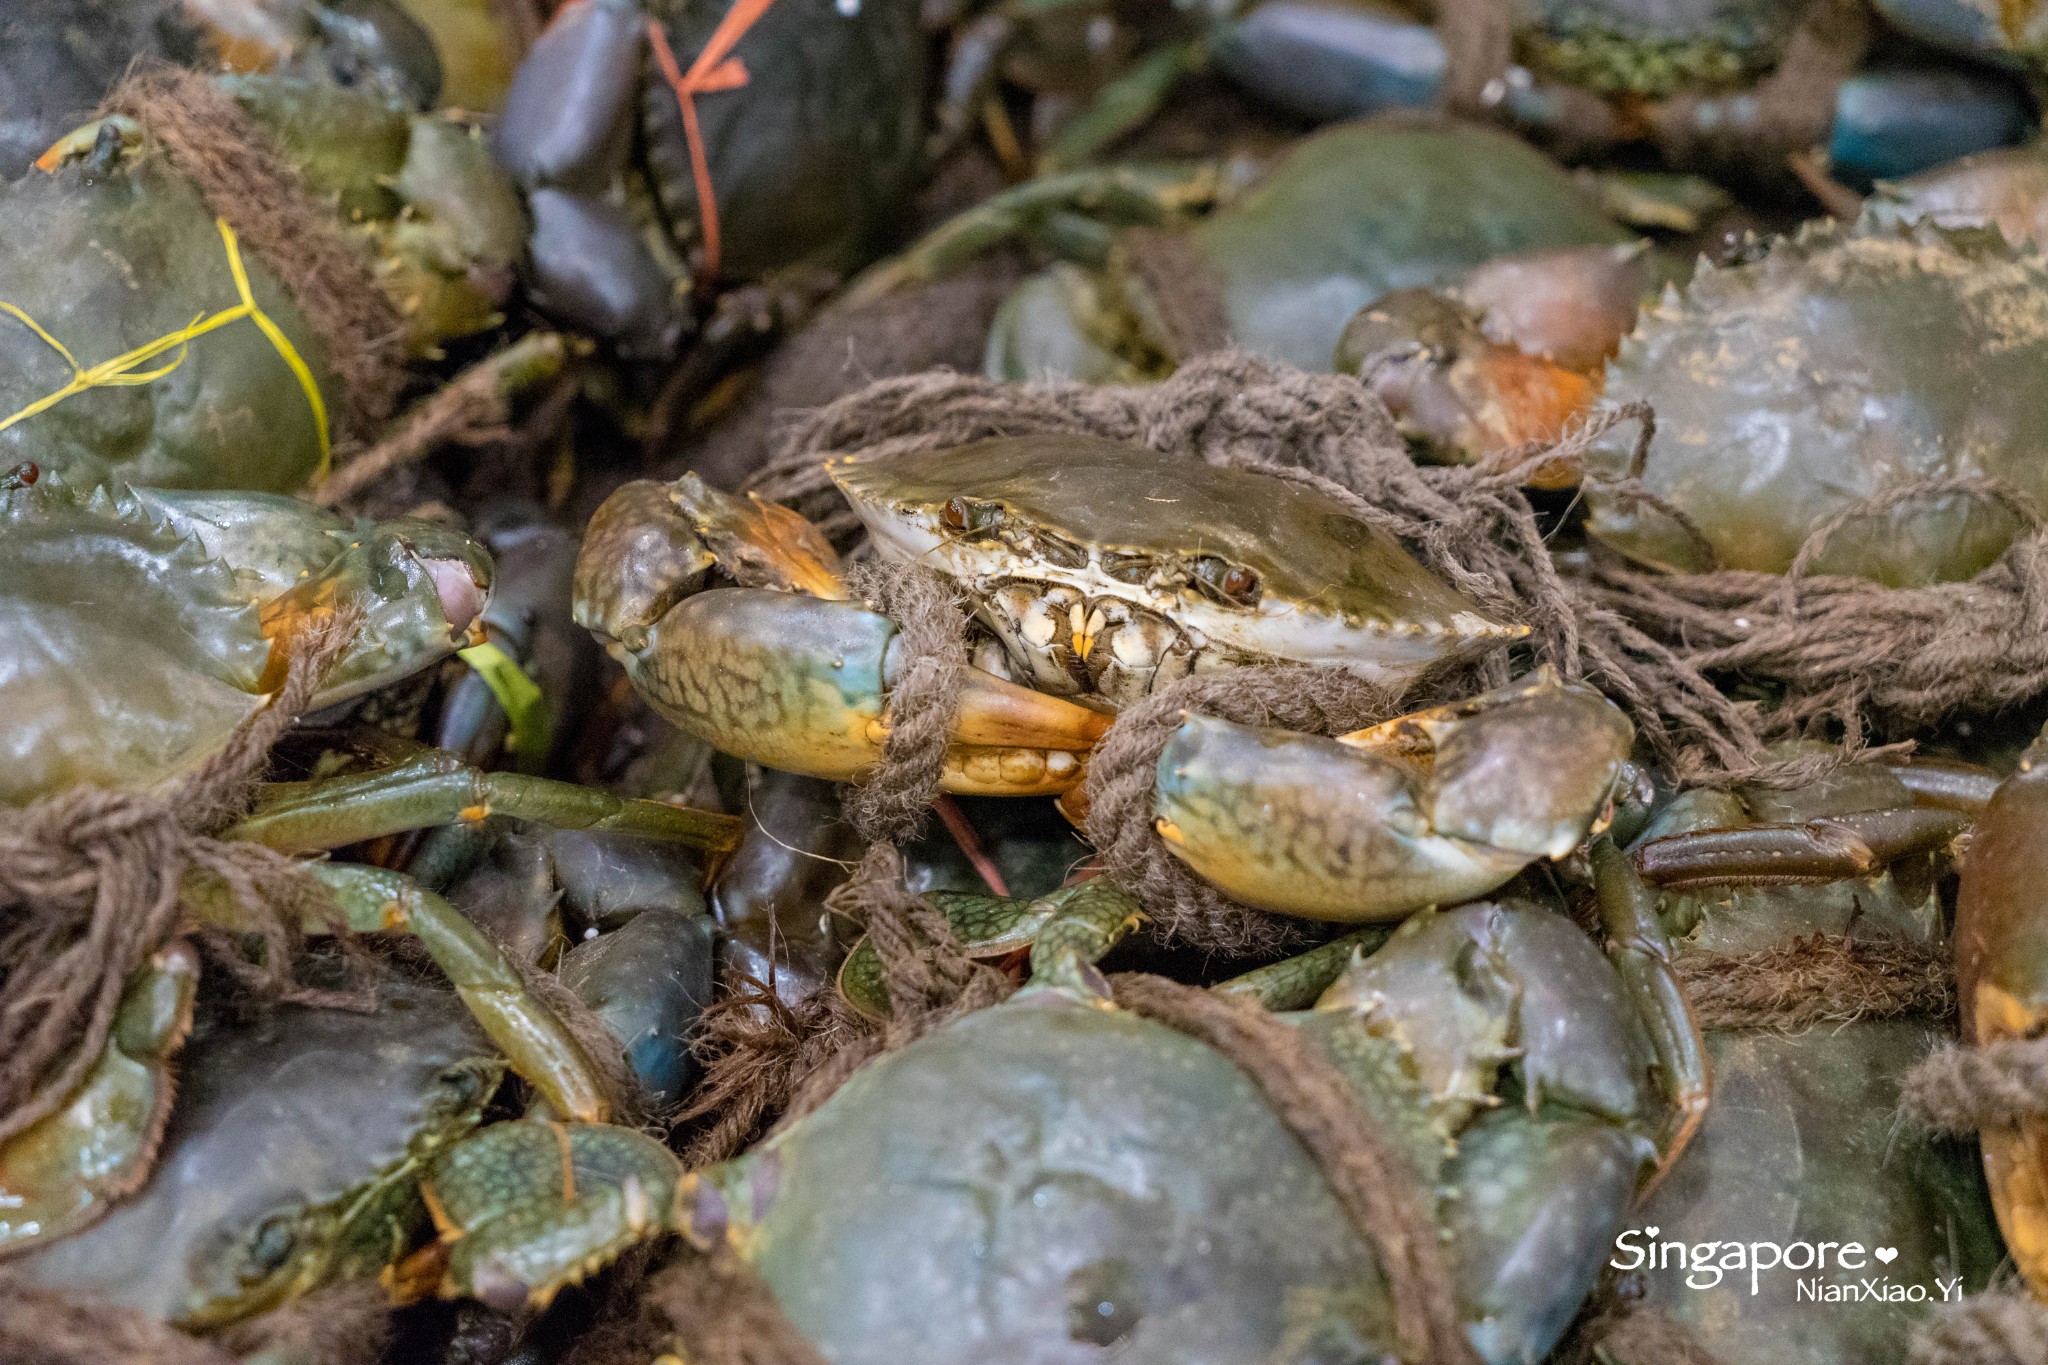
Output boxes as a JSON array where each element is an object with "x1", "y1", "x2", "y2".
[
  {"x1": 0, "y1": 472, "x2": 743, "y2": 1254},
  {"x1": 7, "y1": 70, "x2": 538, "y2": 493},
  {"x1": 409, "y1": 871, "x2": 1705, "y2": 1365},
  {"x1": 574, "y1": 436, "x2": 1524, "y2": 796},
  {"x1": 1588, "y1": 755, "x2": 2000, "y2": 1360},
  {"x1": 490, "y1": 0, "x2": 927, "y2": 357},
  {"x1": 976, "y1": 118, "x2": 1636, "y2": 383},
  {"x1": 3, "y1": 964, "x2": 508, "y2": 1329},
  {"x1": 1585, "y1": 217, "x2": 2048, "y2": 587}
]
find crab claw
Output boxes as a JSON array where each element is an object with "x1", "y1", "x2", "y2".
[
  {"x1": 620, "y1": 587, "x2": 1107, "y2": 796},
  {"x1": 1152, "y1": 670, "x2": 1633, "y2": 921}
]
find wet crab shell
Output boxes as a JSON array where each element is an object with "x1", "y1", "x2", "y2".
[
  {"x1": 985, "y1": 118, "x2": 1633, "y2": 382},
  {"x1": 684, "y1": 902, "x2": 1660, "y2": 1365},
  {"x1": 834, "y1": 434, "x2": 1523, "y2": 693},
  {"x1": 1585, "y1": 216, "x2": 2048, "y2": 586},
  {"x1": 0, "y1": 475, "x2": 491, "y2": 805},
  {"x1": 7, "y1": 971, "x2": 503, "y2": 1328}
]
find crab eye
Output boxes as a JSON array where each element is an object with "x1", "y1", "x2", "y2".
[
  {"x1": 1193, "y1": 557, "x2": 1261, "y2": 606},
  {"x1": 243, "y1": 1214, "x2": 298, "y2": 1281},
  {"x1": 942, "y1": 498, "x2": 1002, "y2": 535}
]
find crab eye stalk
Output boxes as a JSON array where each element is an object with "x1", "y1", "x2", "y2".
[
  {"x1": 942, "y1": 497, "x2": 1003, "y2": 535},
  {"x1": 1193, "y1": 557, "x2": 1261, "y2": 606}
]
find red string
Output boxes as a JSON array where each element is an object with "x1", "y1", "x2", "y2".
[{"x1": 647, "y1": 0, "x2": 779, "y2": 285}]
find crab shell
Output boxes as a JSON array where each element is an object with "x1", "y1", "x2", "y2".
[
  {"x1": 832, "y1": 433, "x2": 1524, "y2": 697},
  {"x1": 0, "y1": 476, "x2": 490, "y2": 805},
  {"x1": 677, "y1": 900, "x2": 1656, "y2": 1365},
  {"x1": 1620, "y1": 762, "x2": 2004, "y2": 1358},
  {"x1": 985, "y1": 119, "x2": 1633, "y2": 382},
  {"x1": 1585, "y1": 217, "x2": 2048, "y2": 587},
  {"x1": 8, "y1": 971, "x2": 502, "y2": 1328}
]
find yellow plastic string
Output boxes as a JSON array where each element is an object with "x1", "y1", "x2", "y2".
[
  {"x1": 458, "y1": 640, "x2": 554, "y2": 776},
  {"x1": 0, "y1": 218, "x2": 332, "y2": 477}
]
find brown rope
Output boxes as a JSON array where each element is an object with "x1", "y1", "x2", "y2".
[
  {"x1": 1646, "y1": 0, "x2": 1872, "y2": 177},
  {"x1": 638, "y1": 1249, "x2": 832, "y2": 1365},
  {"x1": 840, "y1": 561, "x2": 970, "y2": 846},
  {"x1": 104, "y1": 66, "x2": 406, "y2": 431},
  {"x1": 1120, "y1": 228, "x2": 1232, "y2": 361},
  {"x1": 1111, "y1": 973, "x2": 1482, "y2": 1365},
  {"x1": 0, "y1": 1275, "x2": 236, "y2": 1365},
  {"x1": 1587, "y1": 476, "x2": 2048, "y2": 743},
  {"x1": 1675, "y1": 934, "x2": 1956, "y2": 1033},
  {"x1": 1902, "y1": 1037, "x2": 2048, "y2": 1134},
  {"x1": 1909, "y1": 1288, "x2": 2048, "y2": 1365},
  {"x1": 312, "y1": 347, "x2": 526, "y2": 506},
  {"x1": 0, "y1": 610, "x2": 357, "y2": 1147}
]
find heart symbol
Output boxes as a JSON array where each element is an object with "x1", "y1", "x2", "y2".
[
  {"x1": 1644, "y1": 1227, "x2": 1660, "y2": 1239},
  {"x1": 1875, "y1": 1247, "x2": 1898, "y2": 1264}
]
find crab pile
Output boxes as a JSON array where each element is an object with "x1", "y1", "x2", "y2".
[{"x1": 4, "y1": 3, "x2": 2048, "y2": 1364}]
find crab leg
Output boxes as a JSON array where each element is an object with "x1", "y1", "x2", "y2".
[
  {"x1": 1592, "y1": 838, "x2": 1709, "y2": 1192},
  {"x1": 225, "y1": 750, "x2": 743, "y2": 856},
  {"x1": 184, "y1": 863, "x2": 613, "y2": 1126},
  {"x1": 1212, "y1": 927, "x2": 1395, "y2": 1011},
  {"x1": 1631, "y1": 807, "x2": 1964, "y2": 890}
]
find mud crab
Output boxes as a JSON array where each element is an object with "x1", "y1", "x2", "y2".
[
  {"x1": 1591, "y1": 756, "x2": 1999, "y2": 1360},
  {"x1": 0, "y1": 473, "x2": 742, "y2": 1253},
  {"x1": 574, "y1": 436, "x2": 1522, "y2": 794},
  {"x1": 412, "y1": 875, "x2": 1704, "y2": 1364},
  {"x1": 6, "y1": 70, "x2": 537, "y2": 493},
  {"x1": 1586, "y1": 216, "x2": 2048, "y2": 586},
  {"x1": 492, "y1": 0, "x2": 926, "y2": 356},
  {"x1": 4, "y1": 965, "x2": 507, "y2": 1329},
  {"x1": 978, "y1": 118, "x2": 1634, "y2": 382}
]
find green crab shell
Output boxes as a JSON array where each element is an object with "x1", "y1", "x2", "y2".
[
  {"x1": 988, "y1": 120, "x2": 1631, "y2": 381},
  {"x1": 698, "y1": 940, "x2": 1652, "y2": 1364},
  {"x1": 0, "y1": 477, "x2": 490, "y2": 804},
  {"x1": 1586, "y1": 218, "x2": 2048, "y2": 585},
  {"x1": 833, "y1": 434, "x2": 1521, "y2": 682},
  {"x1": 0, "y1": 143, "x2": 343, "y2": 493},
  {"x1": 1632, "y1": 1023, "x2": 2002, "y2": 1363},
  {"x1": 11, "y1": 974, "x2": 503, "y2": 1328}
]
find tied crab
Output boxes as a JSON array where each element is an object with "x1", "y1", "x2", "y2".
[
  {"x1": 400, "y1": 878, "x2": 1706, "y2": 1365},
  {"x1": 0, "y1": 471, "x2": 740, "y2": 1261},
  {"x1": 573, "y1": 433, "x2": 1522, "y2": 798},
  {"x1": 576, "y1": 436, "x2": 1641, "y2": 927}
]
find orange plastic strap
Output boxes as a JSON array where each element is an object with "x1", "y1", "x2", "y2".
[{"x1": 646, "y1": 0, "x2": 779, "y2": 284}]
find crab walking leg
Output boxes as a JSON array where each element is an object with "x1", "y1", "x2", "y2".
[
  {"x1": 224, "y1": 751, "x2": 743, "y2": 855},
  {"x1": 1212, "y1": 927, "x2": 1396, "y2": 1011},
  {"x1": 619, "y1": 588, "x2": 1108, "y2": 796},
  {"x1": 1591, "y1": 838, "x2": 1709, "y2": 1192},
  {"x1": 1631, "y1": 807, "x2": 1965, "y2": 890},
  {"x1": 301, "y1": 864, "x2": 613, "y2": 1126}
]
